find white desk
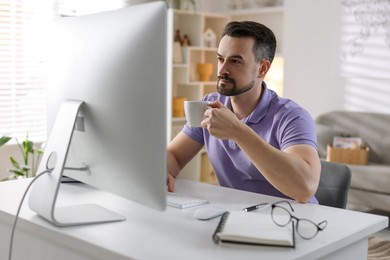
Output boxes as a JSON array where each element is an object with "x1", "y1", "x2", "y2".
[{"x1": 0, "y1": 178, "x2": 388, "y2": 260}]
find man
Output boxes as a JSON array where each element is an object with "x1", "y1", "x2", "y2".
[{"x1": 167, "y1": 21, "x2": 321, "y2": 203}]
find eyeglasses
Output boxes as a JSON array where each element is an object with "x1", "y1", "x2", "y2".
[{"x1": 271, "y1": 200, "x2": 328, "y2": 240}]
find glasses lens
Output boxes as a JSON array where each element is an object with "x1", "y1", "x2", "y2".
[
  {"x1": 297, "y1": 219, "x2": 318, "y2": 239},
  {"x1": 272, "y1": 206, "x2": 291, "y2": 226}
]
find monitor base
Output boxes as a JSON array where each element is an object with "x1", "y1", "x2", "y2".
[{"x1": 50, "y1": 204, "x2": 125, "y2": 227}]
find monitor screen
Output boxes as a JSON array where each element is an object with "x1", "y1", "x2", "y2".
[{"x1": 28, "y1": 2, "x2": 168, "y2": 226}]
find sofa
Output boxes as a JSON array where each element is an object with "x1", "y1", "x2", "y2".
[{"x1": 315, "y1": 111, "x2": 390, "y2": 212}]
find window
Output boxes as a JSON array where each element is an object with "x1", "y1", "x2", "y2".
[
  {"x1": 0, "y1": 0, "x2": 54, "y2": 142},
  {"x1": 0, "y1": 0, "x2": 124, "y2": 142}
]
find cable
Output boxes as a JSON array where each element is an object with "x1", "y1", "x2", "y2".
[{"x1": 8, "y1": 168, "x2": 53, "y2": 260}]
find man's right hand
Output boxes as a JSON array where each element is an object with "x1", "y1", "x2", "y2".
[{"x1": 202, "y1": 101, "x2": 243, "y2": 140}]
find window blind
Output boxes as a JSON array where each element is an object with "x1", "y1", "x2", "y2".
[
  {"x1": 0, "y1": 0, "x2": 54, "y2": 142},
  {"x1": 0, "y1": 0, "x2": 125, "y2": 143}
]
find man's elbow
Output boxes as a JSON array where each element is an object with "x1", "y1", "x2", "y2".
[{"x1": 294, "y1": 183, "x2": 319, "y2": 203}]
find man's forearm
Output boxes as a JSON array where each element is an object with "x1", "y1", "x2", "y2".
[
  {"x1": 167, "y1": 151, "x2": 181, "y2": 178},
  {"x1": 233, "y1": 123, "x2": 321, "y2": 203}
]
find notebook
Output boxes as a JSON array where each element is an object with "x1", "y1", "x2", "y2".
[{"x1": 213, "y1": 211, "x2": 295, "y2": 248}]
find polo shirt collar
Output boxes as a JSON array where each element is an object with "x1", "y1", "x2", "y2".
[
  {"x1": 224, "y1": 82, "x2": 273, "y2": 124},
  {"x1": 244, "y1": 82, "x2": 272, "y2": 124}
]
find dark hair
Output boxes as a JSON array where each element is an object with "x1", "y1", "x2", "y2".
[{"x1": 222, "y1": 21, "x2": 277, "y2": 63}]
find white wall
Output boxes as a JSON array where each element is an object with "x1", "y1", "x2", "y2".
[
  {"x1": 283, "y1": 0, "x2": 390, "y2": 118},
  {"x1": 201, "y1": 0, "x2": 390, "y2": 118}
]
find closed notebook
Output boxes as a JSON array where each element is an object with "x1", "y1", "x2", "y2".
[{"x1": 213, "y1": 211, "x2": 295, "y2": 248}]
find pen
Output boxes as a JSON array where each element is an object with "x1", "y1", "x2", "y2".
[{"x1": 242, "y1": 203, "x2": 269, "y2": 212}]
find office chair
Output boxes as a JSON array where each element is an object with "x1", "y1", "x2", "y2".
[{"x1": 315, "y1": 160, "x2": 352, "y2": 209}]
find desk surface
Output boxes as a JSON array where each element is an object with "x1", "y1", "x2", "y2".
[{"x1": 0, "y1": 178, "x2": 388, "y2": 260}]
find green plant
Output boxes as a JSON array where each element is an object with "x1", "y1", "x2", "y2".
[{"x1": 0, "y1": 134, "x2": 43, "y2": 180}]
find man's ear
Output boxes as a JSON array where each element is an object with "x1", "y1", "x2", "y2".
[{"x1": 258, "y1": 60, "x2": 271, "y2": 78}]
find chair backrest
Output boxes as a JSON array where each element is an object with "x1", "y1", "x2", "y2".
[{"x1": 315, "y1": 160, "x2": 352, "y2": 209}]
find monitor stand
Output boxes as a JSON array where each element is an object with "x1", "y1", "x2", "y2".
[{"x1": 28, "y1": 100, "x2": 125, "y2": 227}]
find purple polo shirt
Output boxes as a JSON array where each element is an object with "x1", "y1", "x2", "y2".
[{"x1": 183, "y1": 84, "x2": 319, "y2": 204}]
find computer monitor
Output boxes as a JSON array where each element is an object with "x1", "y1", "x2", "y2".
[{"x1": 28, "y1": 2, "x2": 168, "y2": 227}]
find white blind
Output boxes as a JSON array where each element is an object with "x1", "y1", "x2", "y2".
[
  {"x1": 0, "y1": 0, "x2": 125, "y2": 142},
  {"x1": 0, "y1": 0, "x2": 54, "y2": 142}
]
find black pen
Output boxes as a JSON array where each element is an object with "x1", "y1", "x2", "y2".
[{"x1": 242, "y1": 203, "x2": 269, "y2": 212}]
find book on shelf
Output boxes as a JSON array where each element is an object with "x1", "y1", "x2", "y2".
[{"x1": 213, "y1": 211, "x2": 295, "y2": 248}]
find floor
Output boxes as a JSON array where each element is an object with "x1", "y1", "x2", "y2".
[{"x1": 348, "y1": 203, "x2": 390, "y2": 240}]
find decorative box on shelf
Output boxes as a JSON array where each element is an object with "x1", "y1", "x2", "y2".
[{"x1": 326, "y1": 145, "x2": 369, "y2": 165}]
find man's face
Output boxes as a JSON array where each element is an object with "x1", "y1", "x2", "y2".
[{"x1": 216, "y1": 36, "x2": 261, "y2": 96}]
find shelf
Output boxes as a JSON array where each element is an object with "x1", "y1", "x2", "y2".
[
  {"x1": 187, "y1": 81, "x2": 217, "y2": 85},
  {"x1": 172, "y1": 117, "x2": 186, "y2": 123},
  {"x1": 224, "y1": 6, "x2": 284, "y2": 16},
  {"x1": 185, "y1": 46, "x2": 218, "y2": 52},
  {"x1": 172, "y1": 9, "x2": 228, "y2": 19},
  {"x1": 173, "y1": 63, "x2": 188, "y2": 68}
]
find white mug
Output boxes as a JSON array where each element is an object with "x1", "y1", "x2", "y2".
[{"x1": 184, "y1": 101, "x2": 210, "y2": 127}]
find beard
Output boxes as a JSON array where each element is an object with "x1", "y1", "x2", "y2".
[{"x1": 217, "y1": 75, "x2": 255, "y2": 96}]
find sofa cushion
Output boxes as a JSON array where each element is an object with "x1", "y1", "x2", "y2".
[
  {"x1": 348, "y1": 164, "x2": 390, "y2": 194},
  {"x1": 348, "y1": 189, "x2": 390, "y2": 212}
]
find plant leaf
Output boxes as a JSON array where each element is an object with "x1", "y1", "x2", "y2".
[
  {"x1": 23, "y1": 140, "x2": 34, "y2": 154},
  {"x1": 0, "y1": 136, "x2": 12, "y2": 146},
  {"x1": 35, "y1": 148, "x2": 44, "y2": 154},
  {"x1": 20, "y1": 164, "x2": 31, "y2": 171},
  {"x1": 8, "y1": 169, "x2": 24, "y2": 176},
  {"x1": 9, "y1": 156, "x2": 21, "y2": 169}
]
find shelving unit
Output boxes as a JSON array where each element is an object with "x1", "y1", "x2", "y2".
[
  {"x1": 167, "y1": 6, "x2": 284, "y2": 184},
  {"x1": 167, "y1": 9, "x2": 228, "y2": 183}
]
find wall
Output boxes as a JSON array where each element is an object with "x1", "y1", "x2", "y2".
[
  {"x1": 201, "y1": 0, "x2": 390, "y2": 118},
  {"x1": 283, "y1": 0, "x2": 390, "y2": 118}
]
